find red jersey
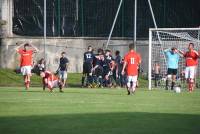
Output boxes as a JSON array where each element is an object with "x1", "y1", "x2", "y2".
[
  {"x1": 18, "y1": 49, "x2": 33, "y2": 67},
  {"x1": 184, "y1": 50, "x2": 199, "y2": 66},
  {"x1": 124, "y1": 50, "x2": 141, "y2": 76},
  {"x1": 44, "y1": 71, "x2": 58, "y2": 81}
]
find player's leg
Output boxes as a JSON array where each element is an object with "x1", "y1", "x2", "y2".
[
  {"x1": 126, "y1": 76, "x2": 132, "y2": 95},
  {"x1": 166, "y1": 75, "x2": 172, "y2": 90},
  {"x1": 57, "y1": 80, "x2": 64, "y2": 92},
  {"x1": 81, "y1": 63, "x2": 86, "y2": 87},
  {"x1": 21, "y1": 66, "x2": 26, "y2": 88},
  {"x1": 185, "y1": 67, "x2": 190, "y2": 92},
  {"x1": 131, "y1": 76, "x2": 137, "y2": 94},
  {"x1": 94, "y1": 66, "x2": 102, "y2": 88},
  {"x1": 21, "y1": 66, "x2": 30, "y2": 90},
  {"x1": 63, "y1": 71, "x2": 68, "y2": 88},
  {"x1": 136, "y1": 68, "x2": 140, "y2": 88},
  {"x1": 154, "y1": 73, "x2": 160, "y2": 87},
  {"x1": 81, "y1": 73, "x2": 86, "y2": 87},
  {"x1": 171, "y1": 69, "x2": 177, "y2": 90},
  {"x1": 87, "y1": 63, "x2": 93, "y2": 87},
  {"x1": 188, "y1": 66, "x2": 196, "y2": 92},
  {"x1": 166, "y1": 68, "x2": 172, "y2": 90},
  {"x1": 47, "y1": 81, "x2": 53, "y2": 92},
  {"x1": 42, "y1": 78, "x2": 46, "y2": 91},
  {"x1": 51, "y1": 80, "x2": 63, "y2": 92},
  {"x1": 103, "y1": 67, "x2": 110, "y2": 87},
  {"x1": 171, "y1": 74, "x2": 176, "y2": 90},
  {"x1": 26, "y1": 66, "x2": 32, "y2": 89},
  {"x1": 59, "y1": 71, "x2": 64, "y2": 86}
]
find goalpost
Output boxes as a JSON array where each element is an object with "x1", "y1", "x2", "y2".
[{"x1": 149, "y1": 28, "x2": 200, "y2": 90}]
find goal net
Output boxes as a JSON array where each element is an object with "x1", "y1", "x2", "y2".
[{"x1": 149, "y1": 28, "x2": 200, "y2": 90}]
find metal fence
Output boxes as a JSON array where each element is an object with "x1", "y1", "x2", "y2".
[{"x1": 11, "y1": 0, "x2": 200, "y2": 38}]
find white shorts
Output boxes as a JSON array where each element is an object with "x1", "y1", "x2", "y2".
[
  {"x1": 21, "y1": 66, "x2": 32, "y2": 75},
  {"x1": 185, "y1": 66, "x2": 196, "y2": 79},
  {"x1": 127, "y1": 75, "x2": 138, "y2": 88},
  {"x1": 59, "y1": 71, "x2": 68, "y2": 80},
  {"x1": 127, "y1": 76, "x2": 138, "y2": 83},
  {"x1": 48, "y1": 80, "x2": 59, "y2": 89}
]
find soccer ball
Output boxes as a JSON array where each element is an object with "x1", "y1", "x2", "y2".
[{"x1": 174, "y1": 86, "x2": 181, "y2": 93}]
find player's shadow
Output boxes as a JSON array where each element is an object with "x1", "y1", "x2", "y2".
[{"x1": 0, "y1": 112, "x2": 199, "y2": 134}]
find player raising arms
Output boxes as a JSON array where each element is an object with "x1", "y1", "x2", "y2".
[
  {"x1": 40, "y1": 71, "x2": 63, "y2": 92},
  {"x1": 164, "y1": 47, "x2": 181, "y2": 90},
  {"x1": 178, "y1": 43, "x2": 199, "y2": 92},
  {"x1": 15, "y1": 42, "x2": 38, "y2": 90},
  {"x1": 121, "y1": 43, "x2": 141, "y2": 95}
]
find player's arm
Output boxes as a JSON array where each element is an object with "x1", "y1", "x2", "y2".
[
  {"x1": 29, "y1": 43, "x2": 39, "y2": 53},
  {"x1": 177, "y1": 49, "x2": 185, "y2": 57},
  {"x1": 175, "y1": 48, "x2": 184, "y2": 57},
  {"x1": 194, "y1": 50, "x2": 200, "y2": 58},
  {"x1": 110, "y1": 60, "x2": 115, "y2": 71},
  {"x1": 164, "y1": 48, "x2": 170, "y2": 53},
  {"x1": 15, "y1": 43, "x2": 24, "y2": 52},
  {"x1": 65, "y1": 61, "x2": 69, "y2": 71},
  {"x1": 121, "y1": 61, "x2": 127, "y2": 75},
  {"x1": 163, "y1": 48, "x2": 171, "y2": 57}
]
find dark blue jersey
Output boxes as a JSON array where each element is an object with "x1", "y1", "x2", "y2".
[
  {"x1": 115, "y1": 55, "x2": 122, "y2": 71},
  {"x1": 84, "y1": 51, "x2": 94, "y2": 63},
  {"x1": 95, "y1": 54, "x2": 104, "y2": 67},
  {"x1": 115, "y1": 55, "x2": 121, "y2": 65},
  {"x1": 59, "y1": 57, "x2": 69, "y2": 71},
  {"x1": 103, "y1": 55, "x2": 114, "y2": 68}
]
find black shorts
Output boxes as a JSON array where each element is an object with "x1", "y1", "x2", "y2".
[
  {"x1": 167, "y1": 68, "x2": 177, "y2": 75},
  {"x1": 83, "y1": 62, "x2": 92, "y2": 74}
]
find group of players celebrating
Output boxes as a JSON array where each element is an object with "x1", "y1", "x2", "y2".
[
  {"x1": 82, "y1": 43, "x2": 141, "y2": 94},
  {"x1": 15, "y1": 42, "x2": 141, "y2": 95},
  {"x1": 15, "y1": 41, "x2": 199, "y2": 94}
]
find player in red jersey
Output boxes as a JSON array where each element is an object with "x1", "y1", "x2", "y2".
[
  {"x1": 121, "y1": 43, "x2": 141, "y2": 95},
  {"x1": 15, "y1": 43, "x2": 38, "y2": 90},
  {"x1": 40, "y1": 71, "x2": 63, "y2": 92},
  {"x1": 179, "y1": 43, "x2": 199, "y2": 92}
]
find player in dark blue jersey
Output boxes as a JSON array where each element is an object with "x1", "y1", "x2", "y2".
[
  {"x1": 102, "y1": 49, "x2": 115, "y2": 87},
  {"x1": 82, "y1": 46, "x2": 95, "y2": 87},
  {"x1": 113, "y1": 50, "x2": 122, "y2": 87},
  {"x1": 92, "y1": 48, "x2": 104, "y2": 88}
]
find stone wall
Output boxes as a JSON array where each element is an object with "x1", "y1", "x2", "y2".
[{"x1": 0, "y1": 37, "x2": 149, "y2": 73}]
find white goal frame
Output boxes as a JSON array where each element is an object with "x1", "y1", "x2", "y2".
[{"x1": 148, "y1": 28, "x2": 200, "y2": 90}]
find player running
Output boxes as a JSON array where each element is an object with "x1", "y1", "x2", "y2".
[
  {"x1": 164, "y1": 47, "x2": 181, "y2": 90},
  {"x1": 121, "y1": 43, "x2": 141, "y2": 95},
  {"x1": 178, "y1": 43, "x2": 199, "y2": 92},
  {"x1": 15, "y1": 42, "x2": 38, "y2": 90},
  {"x1": 40, "y1": 71, "x2": 63, "y2": 92}
]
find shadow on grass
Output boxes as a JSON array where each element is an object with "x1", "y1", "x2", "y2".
[{"x1": 0, "y1": 112, "x2": 199, "y2": 134}]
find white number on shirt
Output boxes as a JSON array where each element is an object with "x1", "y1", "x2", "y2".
[
  {"x1": 86, "y1": 54, "x2": 91, "y2": 59},
  {"x1": 130, "y1": 58, "x2": 135, "y2": 64}
]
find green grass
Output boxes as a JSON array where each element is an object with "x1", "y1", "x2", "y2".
[
  {"x1": 0, "y1": 69, "x2": 148, "y2": 87},
  {"x1": 0, "y1": 69, "x2": 82, "y2": 87},
  {"x1": 0, "y1": 87, "x2": 200, "y2": 134}
]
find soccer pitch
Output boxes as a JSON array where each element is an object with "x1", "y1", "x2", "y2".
[{"x1": 0, "y1": 87, "x2": 200, "y2": 134}]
